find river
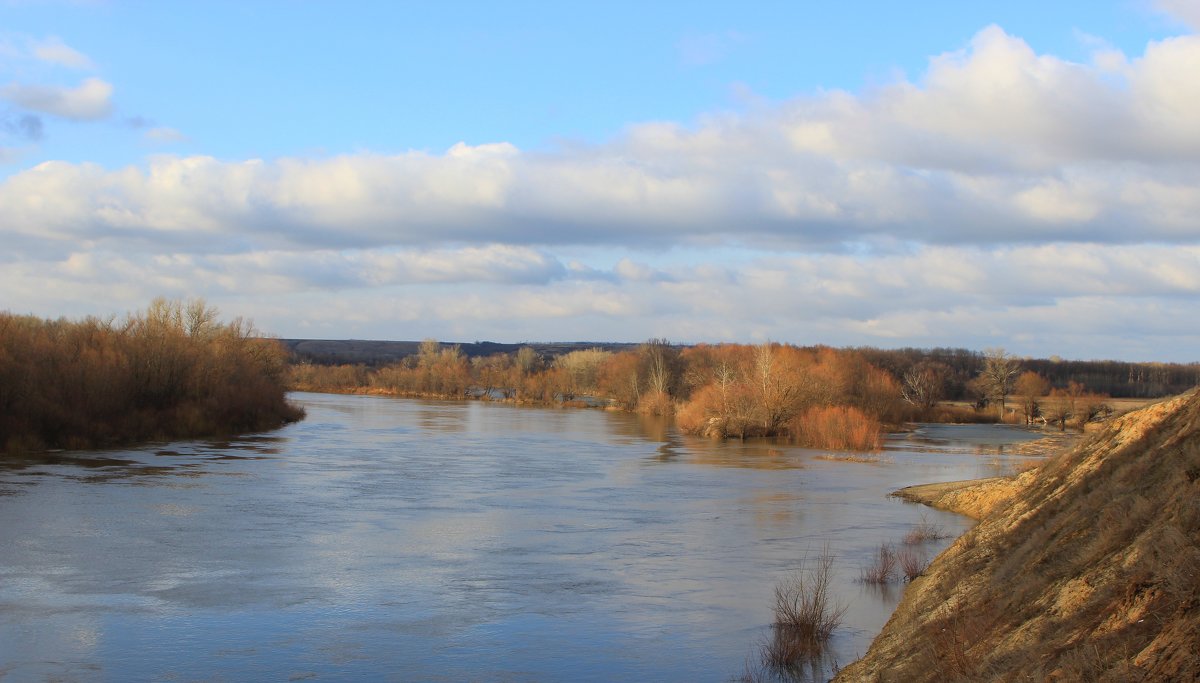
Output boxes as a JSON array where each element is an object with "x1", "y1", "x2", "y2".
[{"x1": 0, "y1": 392, "x2": 1046, "y2": 682}]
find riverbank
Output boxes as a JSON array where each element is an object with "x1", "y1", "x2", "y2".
[
  {"x1": 889, "y1": 428, "x2": 1082, "y2": 518},
  {"x1": 837, "y1": 391, "x2": 1200, "y2": 681},
  {"x1": 1, "y1": 301, "x2": 303, "y2": 454}
]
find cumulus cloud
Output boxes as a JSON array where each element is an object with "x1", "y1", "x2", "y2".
[
  {"x1": 1, "y1": 77, "x2": 113, "y2": 120},
  {"x1": 2, "y1": 23, "x2": 1199, "y2": 358},
  {"x1": 4, "y1": 240, "x2": 1196, "y2": 359},
  {"x1": 2, "y1": 26, "x2": 1199, "y2": 254}
]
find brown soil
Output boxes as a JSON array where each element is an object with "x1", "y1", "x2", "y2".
[{"x1": 837, "y1": 391, "x2": 1200, "y2": 682}]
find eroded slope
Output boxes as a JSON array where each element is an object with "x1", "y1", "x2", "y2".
[{"x1": 838, "y1": 391, "x2": 1200, "y2": 682}]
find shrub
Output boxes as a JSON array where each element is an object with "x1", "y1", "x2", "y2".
[
  {"x1": 788, "y1": 405, "x2": 882, "y2": 451},
  {"x1": 898, "y1": 547, "x2": 928, "y2": 581},
  {"x1": 636, "y1": 388, "x2": 674, "y2": 416},
  {"x1": 859, "y1": 543, "x2": 897, "y2": 584},
  {"x1": 765, "y1": 546, "x2": 847, "y2": 668},
  {"x1": 0, "y1": 299, "x2": 303, "y2": 453}
]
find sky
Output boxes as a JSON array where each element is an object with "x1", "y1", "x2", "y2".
[{"x1": 2, "y1": 1, "x2": 1199, "y2": 362}]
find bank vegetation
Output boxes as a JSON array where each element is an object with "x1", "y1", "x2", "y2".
[
  {"x1": 291, "y1": 340, "x2": 920, "y2": 451},
  {"x1": 288, "y1": 337, "x2": 1162, "y2": 450},
  {"x1": 0, "y1": 299, "x2": 303, "y2": 453}
]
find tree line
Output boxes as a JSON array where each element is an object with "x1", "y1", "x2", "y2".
[
  {"x1": 289, "y1": 340, "x2": 909, "y2": 450},
  {"x1": 0, "y1": 299, "x2": 303, "y2": 453},
  {"x1": 290, "y1": 340, "x2": 1197, "y2": 448},
  {"x1": 856, "y1": 347, "x2": 1200, "y2": 399}
]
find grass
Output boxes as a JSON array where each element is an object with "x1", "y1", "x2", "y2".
[
  {"x1": 813, "y1": 453, "x2": 893, "y2": 464},
  {"x1": 903, "y1": 514, "x2": 949, "y2": 545},
  {"x1": 898, "y1": 547, "x2": 928, "y2": 581}
]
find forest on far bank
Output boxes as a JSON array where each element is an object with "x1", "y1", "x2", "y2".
[
  {"x1": 288, "y1": 339, "x2": 1181, "y2": 451},
  {"x1": 285, "y1": 339, "x2": 1200, "y2": 400}
]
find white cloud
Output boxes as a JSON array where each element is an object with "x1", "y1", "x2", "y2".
[
  {"x1": 29, "y1": 36, "x2": 95, "y2": 70},
  {"x1": 2, "y1": 26, "x2": 1199, "y2": 254},
  {"x1": 1156, "y1": 0, "x2": 1200, "y2": 30},
  {"x1": 143, "y1": 126, "x2": 187, "y2": 143},
  {"x1": 3, "y1": 241, "x2": 1196, "y2": 359},
  {"x1": 1, "y1": 77, "x2": 112, "y2": 120}
]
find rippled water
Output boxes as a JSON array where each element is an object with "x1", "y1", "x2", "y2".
[{"x1": 0, "y1": 393, "x2": 1046, "y2": 682}]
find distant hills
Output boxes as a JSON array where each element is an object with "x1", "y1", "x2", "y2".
[{"x1": 280, "y1": 339, "x2": 640, "y2": 366}]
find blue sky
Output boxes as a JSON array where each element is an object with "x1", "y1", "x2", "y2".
[{"x1": 2, "y1": 1, "x2": 1200, "y2": 361}]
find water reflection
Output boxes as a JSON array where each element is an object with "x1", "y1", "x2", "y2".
[{"x1": 0, "y1": 393, "x2": 1046, "y2": 682}]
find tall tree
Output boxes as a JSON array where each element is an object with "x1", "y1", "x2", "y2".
[
  {"x1": 901, "y1": 361, "x2": 949, "y2": 410},
  {"x1": 978, "y1": 348, "x2": 1021, "y2": 419}
]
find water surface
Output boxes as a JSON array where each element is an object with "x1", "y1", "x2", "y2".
[{"x1": 0, "y1": 393, "x2": 1046, "y2": 681}]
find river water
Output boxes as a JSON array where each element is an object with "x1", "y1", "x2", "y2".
[{"x1": 0, "y1": 393, "x2": 1045, "y2": 682}]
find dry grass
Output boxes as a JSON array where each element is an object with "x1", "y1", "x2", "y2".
[
  {"x1": 837, "y1": 391, "x2": 1200, "y2": 682},
  {"x1": 898, "y1": 547, "x2": 928, "y2": 582},
  {"x1": 924, "y1": 608, "x2": 996, "y2": 681},
  {"x1": 903, "y1": 514, "x2": 949, "y2": 545},
  {"x1": 858, "y1": 543, "x2": 897, "y2": 584},
  {"x1": 925, "y1": 403, "x2": 999, "y2": 424},
  {"x1": 813, "y1": 453, "x2": 892, "y2": 464}
]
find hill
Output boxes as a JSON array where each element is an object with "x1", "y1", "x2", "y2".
[
  {"x1": 837, "y1": 391, "x2": 1200, "y2": 681},
  {"x1": 280, "y1": 339, "x2": 640, "y2": 366}
]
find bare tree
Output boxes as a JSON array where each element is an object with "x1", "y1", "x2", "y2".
[
  {"x1": 1014, "y1": 371, "x2": 1050, "y2": 425},
  {"x1": 416, "y1": 338, "x2": 442, "y2": 369},
  {"x1": 978, "y1": 348, "x2": 1020, "y2": 419},
  {"x1": 515, "y1": 346, "x2": 539, "y2": 375},
  {"x1": 901, "y1": 361, "x2": 949, "y2": 410},
  {"x1": 639, "y1": 338, "x2": 679, "y2": 397}
]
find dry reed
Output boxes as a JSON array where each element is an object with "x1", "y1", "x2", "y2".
[
  {"x1": 859, "y1": 543, "x2": 897, "y2": 584},
  {"x1": 789, "y1": 405, "x2": 882, "y2": 451}
]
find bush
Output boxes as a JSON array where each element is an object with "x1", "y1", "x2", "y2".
[
  {"x1": 0, "y1": 299, "x2": 303, "y2": 453},
  {"x1": 898, "y1": 547, "x2": 928, "y2": 581},
  {"x1": 788, "y1": 405, "x2": 882, "y2": 451},
  {"x1": 765, "y1": 546, "x2": 847, "y2": 669},
  {"x1": 859, "y1": 542, "x2": 897, "y2": 584}
]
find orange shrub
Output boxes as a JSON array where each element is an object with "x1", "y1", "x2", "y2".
[{"x1": 787, "y1": 405, "x2": 882, "y2": 451}]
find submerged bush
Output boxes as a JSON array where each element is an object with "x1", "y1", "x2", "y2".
[
  {"x1": 764, "y1": 546, "x2": 847, "y2": 670},
  {"x1": 858, "y1": 543, "x2": 898, "y2": 584}
]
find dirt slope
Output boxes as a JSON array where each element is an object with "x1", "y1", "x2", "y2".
[
  {"x1": 891, "y1": 474, "x2": 1034, "y2": 521},
  {"x1": 837, "y1": 391, "x2": 1200, "y2": 682}
]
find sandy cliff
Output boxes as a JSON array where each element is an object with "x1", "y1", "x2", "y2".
[{"x1": 837, "y1": 391, "x2": 1200, "y2": 682}]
